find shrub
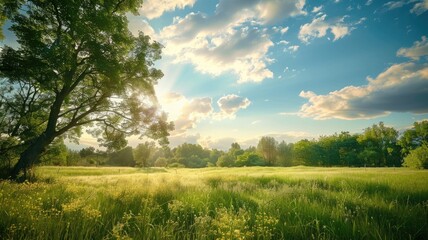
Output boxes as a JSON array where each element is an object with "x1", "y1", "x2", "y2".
[
  {"x1": 167, "y1": 163, "x2": 186, "y2": 168},
  {"x1": 154, "y1": 157, "x2": 168, "y2": 167},
  {"x1": 403, "y1": 144, "x2": 428, "y2": 169}
]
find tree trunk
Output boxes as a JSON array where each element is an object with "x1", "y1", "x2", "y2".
[{"x1": 9, "y1": 134, "x2": 52, "y2": 180}]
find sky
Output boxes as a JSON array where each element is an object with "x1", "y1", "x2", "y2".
[{"x1": 3, "y1": 0, "x2": 428, "y2": 151}]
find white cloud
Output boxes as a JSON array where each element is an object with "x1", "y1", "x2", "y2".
[
  {"x1": 312, "y1": 5, "x2": 323, "y2": 13},
  {"x1": 397, "y1": 36, "x2": 428, "y2": 60},
  {"x1": 277, "y1": 40, "x2": 289, "y2": 45},
  {"x1": 288, "y1": 45, "x2": 300, "y2": 52},
  {"x1": 216, "y1": 94, "x2": 251, "y2": 119},
  {"x1": 273, "y1": 26, "x2": 289, "y2": 35},
  {"x1": 299, "y1": 15, "x2": 332, "y2": 43},
  {"x1": 411, "y1": 0, "x2": 428, "y2": 15},
  {"x1": 298, "y1": 62, "x2": 428, "y2": 120},
  {"x1": 383, "y1": 0, "x2": 427, "y2": 14},
  {"x1": 159, "y1": 0, "x2": 306, "y2": 83},
  {"x1": 159, "y1": 93, "x2": 213, "y2": 135},
  {"x1": 169, "y1": 133, "x2": 200, "y2": 148},
  {"x1": 330, "y1": 25, "x2": 350, "y2": 41},
  {"x1": 298, "y1": 14, "x2": 363, "y2": 43},
  {"x1": 159, "y1": 92, "x2": 251, "y2": 135},
  {"x1": 256, "y1": 0, "x2": 307, "y2": 23},
  {"x1": 198, "y1": 136, "x2": 237, "y2": 150},
  {"x1": 139, "y1": 0, "x2": 196, "y2": 19},
  {"x1": 383, "y1": 1, "x2": 407, "y2": 11},
  {"x1": 281, "y1": 26, "x2": 289, "y2": 35},
  {"x1": 127, "y1": 15, "x2": 156, "y2": 37},
  {"x1": 366, "y1": 0, "x2": 373, "y2": 6}
]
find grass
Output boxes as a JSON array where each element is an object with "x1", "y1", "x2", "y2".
[{"x1": 0, "y1": 166, "x2": 427, "y2": 239}]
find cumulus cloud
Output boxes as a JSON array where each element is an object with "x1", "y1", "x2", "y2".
[
  {"x1": 216, "y1": 94, "x2": 251, "y2": 119},
  {"x1": 169, "y1": 133, "x2": 200, "y2": 147},
  {"x1": 256, "y1": 0, "x2": 306, "y2": 23},
  {"x1": 159, "y1": 0, "x2": 306, "y2": 83},
  {"x1": 273, "y1": 26, "x2": 289, "y2": 35},
  {"x1": 139, "y1": 0, "x2": 196, "y2": 19},
  {"x1": 127, "y1": 15, "x2": 156, "y2": 37},
  {"x1": 298, "y1": 14, "x2": 350, "y2": 43},
  {"x1": 312, "y1": 5, "x2": 323, "y2": 13},
  {"x1": 159, "y1": 93, "x2": 213, "y2": 135},
  {"x1": 411, "y1": 0, "x2": 428, "y2": 15},
  {"x1": 159, "y1": 92, "x2": 251, "y2": 135},
  {"x1": 287, "y1": 45, "x2": 300, "y2": 52},
  {"x1": 397, "y1": 36, "x2": 428, "y2": 60},
  {"x1": 298, "y1": 62, "x2": 428, "y2": 120}
]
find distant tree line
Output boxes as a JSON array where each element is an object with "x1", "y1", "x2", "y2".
[{"x1": 2, "y1": 121, "x2": 427, "y2": 171}]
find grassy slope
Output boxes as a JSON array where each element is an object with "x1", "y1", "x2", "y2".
[{"x1": 1, "y1": 166, "x2": 427, "y2": 239}]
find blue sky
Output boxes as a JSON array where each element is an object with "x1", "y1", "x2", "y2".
[{"x1": 3, "y1": 0, "x2": 428, "y2": 150}]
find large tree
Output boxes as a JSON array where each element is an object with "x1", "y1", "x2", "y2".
[
  {"x1": 357, "y1": 122, "x2": 400, "y2": 167},
  {"x1": 133, "y1": 141, "x2": 155, "y2": 167},
  {"x1": 276, "y1": 141, "x2": 293, "y2": 166},
  {"x1": 399, "y1": 120, "x2": 428, "y2": 155},
  {"x1": 257, "y1": 136, "x2": 277, "y2": 165},
  {"x1": 0, "y1": 0, "x2": 173, "y2": 179}
]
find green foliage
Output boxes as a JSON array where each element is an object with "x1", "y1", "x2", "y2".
[
  {"x1": 71, "y1": 147, "x2": 108, "y2": 166},
  {"x1": 167, "y1": 162, "x2": 185, "y2": 168},
  {"x1": 403, "y1": 144, "x2": 428, "y2": 169},
  {"x1": 39, "y1": 138, "x2": 68, "y2": 166},
  {"x1": 216, "y1": 154, "x2": 235, "y2": 167},
  {"x1": 173, "y1": 143, "x2": 210, "y2": 168},
  {"x1": 229, "y1": 142, "x2": 244, "y2": 158},
  {"x1": 209, "y1": 149, "x2": 223, "y2": 165},
  {"x1": 133, "y1": 142, "x2": 155, "y2": 167},
  {"x1": 357, "y1": 122, "x2": 400, "y2": 166},
  {"x1": 65, "y1": 150, "x2": 81, "y2": 166},
  {"x1": 79, "y1": 147, "x2": 96, "y2": 158},
  {"x1": 235, "y1": 152, "x2": 265, "y2": 166},
  {"x1": 293, "y1": 139, "x2": 322, "y2": 166},
  {"x1": 107, "y1": 147, "x2": 135, "y2": 167},
  {"x1": 276, "y1": 141, "x2": 293, "y2": 166},
  {"x1": 257, "y1": 136, "x2": 277, "y2": 165},
  {"x1": 0, "y1": 0, "x2": 173, "y2": 178},
  {"x1": 0, "y1": 136, "x2": 20, "y2": 174},
  {"x1": 399, "y1": 120, "x2": 428, "y2": 155},
  {"x1": 154, "y1": 157, "x2": 167, "y2": 167}
]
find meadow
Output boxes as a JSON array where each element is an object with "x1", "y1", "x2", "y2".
[{"x1": 0, "y1": 166, "x2": 427, "y2": 240}]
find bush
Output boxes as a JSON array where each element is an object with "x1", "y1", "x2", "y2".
[
  {"x1": 154, "y1": 157, "x2": 168, "y2": 167},
  {"x1": 403, "y1": 144, "x2": 428, "y2": 169},
  {"x1": 236, "y1": 152, "x2": 265, "y2": 167},
  {"x1": 167, "y1": 163, "x2": 186, "y2": 168},
  {"x1": 216, "y1": 154, "x2": 235, "y2": 167}
]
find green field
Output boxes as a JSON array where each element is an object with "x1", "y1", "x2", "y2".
[{"x1": 1, "y1": 167, "x2": 427, "y2": 239}]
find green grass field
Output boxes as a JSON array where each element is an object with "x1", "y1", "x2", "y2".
[{"x1": 1, "y1": 166, "x2": 427, "y2": 239}]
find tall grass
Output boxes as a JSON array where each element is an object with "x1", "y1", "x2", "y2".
[{"x1": 0, "y1": 166, "x2": 427, "y2": 239}]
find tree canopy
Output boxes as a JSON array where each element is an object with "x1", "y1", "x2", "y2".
[{"x1": 0, "y1": 0, "x2": 173, "y2": 179}]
